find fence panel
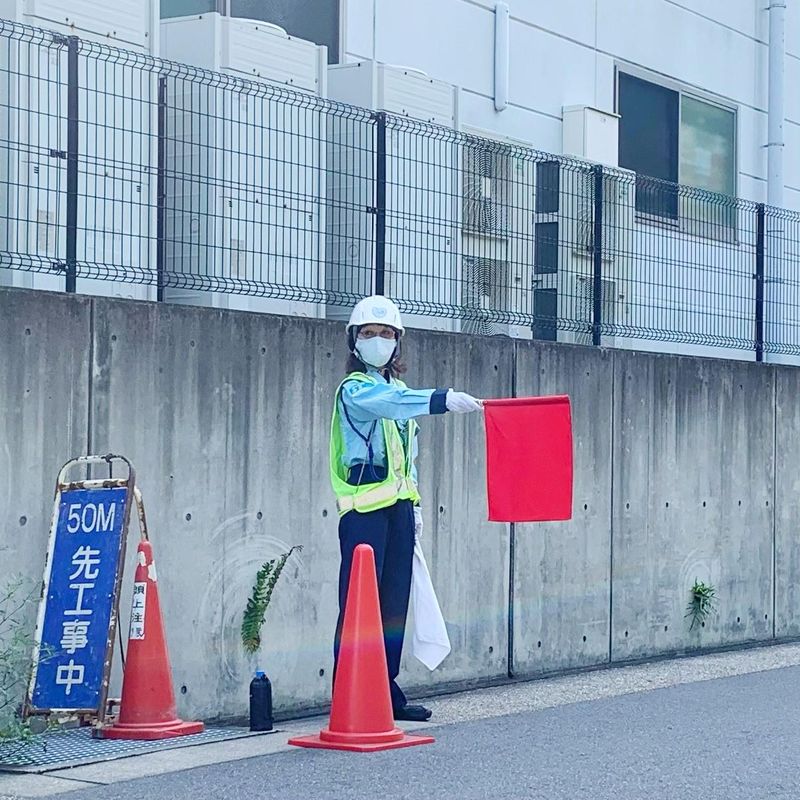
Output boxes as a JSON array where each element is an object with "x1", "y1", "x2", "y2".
[{"x1": 1, "y1": 20, "x2": 799, "y2": 359}]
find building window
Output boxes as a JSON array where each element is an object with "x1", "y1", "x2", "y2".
[
  {"x1": 617, "y1": 72, "x2": 736, "y2": 232},
  {"x1": 161, "y1": 0, "x2": 217, "y2": 17},
  {"x1": 533, "y1": 288, "x2": 557, "y2": 341}
]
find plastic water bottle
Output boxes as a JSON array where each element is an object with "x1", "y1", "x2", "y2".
[{"x1": 249, "y1": 671, "x2": 273, "y2": 732}]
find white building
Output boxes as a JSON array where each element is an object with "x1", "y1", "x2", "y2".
[
  {"x1": 159, "y1": 1, "x2": 799, "y2": 359},
  {"x1": 0, "y1": 1, "x2": 792, "y2": 357},
  {"x1": 338, "y1": 0, "x2": 798, "y2": 211},
  {"x1": 168, "y1": 0, "x2": 798, "y2": 210}
]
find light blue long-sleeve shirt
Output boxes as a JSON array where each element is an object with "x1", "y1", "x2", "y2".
[{"x1": 337, "y1": 369, "x2": 448, "y2": 486}]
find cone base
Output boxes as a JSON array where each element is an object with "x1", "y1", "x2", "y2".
[
  {"x1": 288, "y1": 731, "x2": 435, "y2": 752},
  {"x1": 93, "y1": 719, "x2": 205, "y2": 741}
]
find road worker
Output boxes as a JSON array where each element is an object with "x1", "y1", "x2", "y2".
[{"x1": 330, "y1": 295, "x2": 481, "y2": 722}]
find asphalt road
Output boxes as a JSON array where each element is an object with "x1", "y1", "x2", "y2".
[{"x1": 56, "y1": 664, "x2": 800, "y2": 800}]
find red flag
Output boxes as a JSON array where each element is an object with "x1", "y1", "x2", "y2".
[{"x1": 483, "y1": 395, "x2": 573, "y2": 523}]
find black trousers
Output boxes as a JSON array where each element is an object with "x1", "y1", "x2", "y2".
[{"x1": 333, "y1": 498, "x2": 415, "y2": 711}]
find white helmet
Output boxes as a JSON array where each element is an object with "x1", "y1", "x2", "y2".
[{"x1": 346, "y1": 295, "x2": 405, "y2": 336}]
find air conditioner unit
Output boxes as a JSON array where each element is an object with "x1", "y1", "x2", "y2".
[
  {"x1": 532, "y1": 161, "x2": 633, "y2": 345},
  {"x1": 566, "y1": 168, "x2": 631, "y2": 262},
  {"x1": 461, "y1": 256, "x2": 512, "y2": 336},
  {"x1": 561, "y1": 105, "x2": 620, "y2": 168},
  {"x1": 0, "y1": 0, "x2": 159, "y2": 301},
  {"x1": 326, "y1": 61, "x2": 460, "y2": 333},
  {"x1": 460, "y1": 138, "x2": 534, "y2": 339},
  {"x1": 570, "y1": 275, "x2": 620, "y2": 347},
  {"x1": 463, "y1": 144, "x2": 509, "y2": 236},
  {"x1": 160, "y1": 13, "x2": 327, "y2": 319}
]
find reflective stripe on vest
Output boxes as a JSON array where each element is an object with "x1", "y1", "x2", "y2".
[{"x1": 336, "y1": 477, "x2": 417, "y2": 514}]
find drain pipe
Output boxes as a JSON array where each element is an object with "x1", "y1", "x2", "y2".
[
  {"x1": 767, "y1": 0, "x2": 786, "y2": 208},
  {"x1": 494, "y1": 2, "x2": 509, "y2": 112}
]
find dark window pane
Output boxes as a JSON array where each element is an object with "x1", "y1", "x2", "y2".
[
  {"x1": 231, "y1": 0, "x2": 340, "y2": 63},
  {"x1": 535, "y1": 161, "x2": 560, "y2": 214},
  {"x1": 637, "y1": 175, "x2": 679, "y2": 220},
  {"x1": 161, "y1": 0, "x2": 217, "y2": 17},
  {"x1": 533, "y1": 288, "x2": 557, "y2": 341},
  {"x1": 618, "y1": 72, "x2": 679, "y2": 218},
  {"x1": 534, "y1": 222, "x2": 559, "y2": 275}
]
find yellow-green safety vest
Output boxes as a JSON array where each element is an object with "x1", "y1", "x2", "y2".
[{"x1": 330, "y1": 372, "x2": 420, "y2": 515}]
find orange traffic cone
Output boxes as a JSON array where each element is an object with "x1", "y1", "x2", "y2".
[
  {"x1": 94, "y1": 540, "x2": 204, "y2": 740},
  {"x1": 289, "y1": 543, "x2": 434, "y2": 752}
]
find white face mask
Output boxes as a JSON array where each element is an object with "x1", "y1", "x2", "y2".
[{"x1": 356, "y1": 336, "x2": 397, "y2": 368}]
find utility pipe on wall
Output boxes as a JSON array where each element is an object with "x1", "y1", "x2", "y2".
[
  {"x1": 494, "y1": 2, "x2": 509, "y2": 112},
  {"x1": 767, "y1": 0, "x2": 786, "y2": 208}
]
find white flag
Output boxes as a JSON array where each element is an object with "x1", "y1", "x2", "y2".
[{"x1": 410, "y1": 539, "x2": 451, "y2": 670}]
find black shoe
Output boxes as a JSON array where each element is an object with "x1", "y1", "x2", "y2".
[{"x1": 393, "y1": 704, "x2": 432, "y2": 722}]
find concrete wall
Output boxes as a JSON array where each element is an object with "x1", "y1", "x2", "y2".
[
  {"x1": 512, "y1": 342, "x2": 614, "y2": 676},
  {"x1": 775, "y1": 367, "x2": 800, "y2": 637},
  {"x1": 0, "y1": 290, "x2": 91, "y2": 601},
  {"x1": 2, "y1": 287, "x2": 799, "y2": 721},
  {"x1": 611, "y1": 351, "x2": 775, "y2": 658},
  {"x1": 89, "y1": 302, "x2": 343, "y2": 716}
]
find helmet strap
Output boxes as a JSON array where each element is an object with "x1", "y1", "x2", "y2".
[{"x1": 381, "y1": 337, "x2": 400, "y2": 377}]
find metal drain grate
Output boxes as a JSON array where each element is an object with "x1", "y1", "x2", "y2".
[{"x1": 0, "y1": 726, "x2": 275, "y2": 773}]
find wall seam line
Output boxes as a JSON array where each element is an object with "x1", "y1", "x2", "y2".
[
  {"x1": 772, "y1": 367, "x2": 777, "y2": 639},
  {"x1": 608, "y1": 349, "x2": 616, "y2": 664}
]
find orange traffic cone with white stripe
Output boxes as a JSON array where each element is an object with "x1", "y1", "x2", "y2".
[
  {"x1": 94, "y1": 540, "x2": 204, "y2": 740},
  {"x1": 289, "y1": 543, "x2": 434, "y2": 752}
]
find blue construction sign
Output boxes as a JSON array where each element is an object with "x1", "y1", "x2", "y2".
[{"x1": 29, "y1": 485, "x2": 129, "y2": 713}]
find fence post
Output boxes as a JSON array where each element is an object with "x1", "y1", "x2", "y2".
[
  {"x1": 156, "y1": 76, "x2": 167, "y2": 302},
  {"x1": 507, "y1": 344, "x2": 517, "y2": 678},
  {"x1": 755, "y1": 203, "x2": 766, "y2": 362},
  {"x1": 374, "y1": 111, "x2": 386, "y2": 296},
  {"x1": 592, "y1": 164, "x2": 604, "y2": 347},
  {"x1": 65, "y1": 36, "x2": 79, "y2": 294}
]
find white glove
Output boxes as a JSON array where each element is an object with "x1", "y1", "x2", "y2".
[
  {"x1": 414, "y1": 505, "x2": 424, "y2": 539},
  {"x1": 446, "y1": 390, "x2": 482, "y2": 414}
]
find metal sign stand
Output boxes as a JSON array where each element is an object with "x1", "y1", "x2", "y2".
[{"x1": 25, "y1": 454, "x2": 137, "y2": 725}]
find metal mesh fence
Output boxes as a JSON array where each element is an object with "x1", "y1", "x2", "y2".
[{"x1": 0, "y1": 19, "x2": 798, "y2": 358}]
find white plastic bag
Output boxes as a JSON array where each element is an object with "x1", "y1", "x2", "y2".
[{"x1": 410, "y1": 539, "x2": 451, "y2": 670}]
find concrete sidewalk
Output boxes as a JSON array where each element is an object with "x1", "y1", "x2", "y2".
[{"x1": 4, "y1": 640, "x2": 800, "y2": 799}]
